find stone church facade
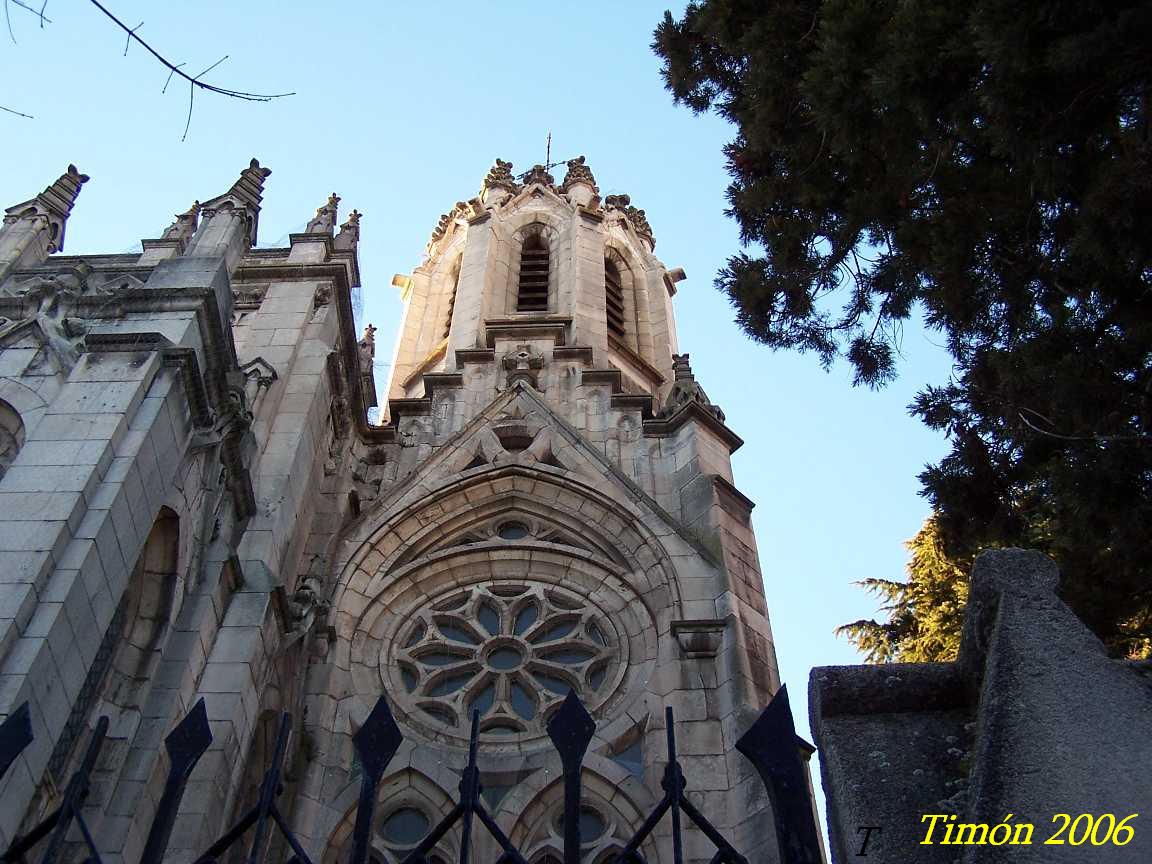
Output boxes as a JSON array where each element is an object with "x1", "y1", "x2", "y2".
[{"x1": 0, "y1": 157, "x2": 784, "y2": 864}]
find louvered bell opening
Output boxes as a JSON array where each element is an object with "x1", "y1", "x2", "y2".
[
  {"x1": 605, "y1": 262, "x2": 626, "y2": 339},
  {"x1": 517, "y1": 240, "x2": 550, "y2": 312}
]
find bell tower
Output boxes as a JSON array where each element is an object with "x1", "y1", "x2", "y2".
[
  {"x1": 298, "y1": 157, "x2": 792, "y2": 864},
  {"x1": 387, "y1": 157, "x2": 680, "y2": 413}
]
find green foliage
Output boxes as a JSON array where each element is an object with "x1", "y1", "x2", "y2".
[
  {"x1": 837, "y1": 517, "x2": 969, "y2": 663},
  {"x1": 655, "y1": 1, "x2": 1152, "y2": 656}
]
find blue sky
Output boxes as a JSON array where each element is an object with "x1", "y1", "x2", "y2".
[{"x1": 2, "y1": 0, "x2": 954, "y2": 836}]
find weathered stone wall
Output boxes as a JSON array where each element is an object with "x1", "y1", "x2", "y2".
[{"x1": 811, "y1": 549, "x2": 1152, "y2": 864}]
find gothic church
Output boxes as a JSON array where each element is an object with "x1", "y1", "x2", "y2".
[{"x1": 0, "y1": 157, "x2": 788, "y2": 863}]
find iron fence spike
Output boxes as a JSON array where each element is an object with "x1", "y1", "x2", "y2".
[
  {"x1": 352, "y1": 696, "x2": 403, "y2": 782},
  {"x1": 734, "y1": 686, "x2": 822, "y2": 864}
]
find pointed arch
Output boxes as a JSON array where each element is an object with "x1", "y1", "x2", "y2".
[
  {"x1": 27, "y1": 508, "x2": 180, "y2": 824},
  {"x1": 322, "y1": 768, "x2": 459, "y2": 864},
  {"x1": 0, "y1": 398, "x2": 25, "y2": 481}
]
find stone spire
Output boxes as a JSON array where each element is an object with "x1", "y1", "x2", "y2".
[
  {"x1": 197, "y1": 158, "x2": 272, "y2": 246},
  {"x1": 161, "y1": 201, "x2": 201, "y2": 242},
  {"x1": 306, "y1": 193, "x2": 341, "y2": 235},
  {"x1": 333, "y1": 209, "x2": 361, "y2": 252},
  {"x1": 0, "y1": 164, "x2": 89, "y2": 280},
  {"x1": 185, "y1": 158, "x2": 271, "y2": 268}
]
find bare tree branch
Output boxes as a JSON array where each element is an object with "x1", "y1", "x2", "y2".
[
  {"x1": 122, "y1": 18, "x2": 141, "y2": 56},
  {"x1": 87, "y1": 0, "x2": 294, "y2": 102},
  {"x1": 1016, "y1": 409, "x2": 1152, "y2": 445},
  {"x1": 5, "y1": 1, "x2": 16, "y2": 45},
  {"x1": 10, "y1": 0, "x2": 49, "y2": 24},
  {"x1": 0, "y1": 103, "x2": 34, "y2": 119}
]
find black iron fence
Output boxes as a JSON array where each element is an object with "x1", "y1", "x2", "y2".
[{"x1": 0, "y1": 686, "x2": 821, "y2": 864}]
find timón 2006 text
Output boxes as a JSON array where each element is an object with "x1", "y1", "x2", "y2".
[{"x1": 919, "y1": 813, "x2": 1138, "y2": 846}]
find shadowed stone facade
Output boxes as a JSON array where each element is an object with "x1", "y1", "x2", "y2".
[{"x1": 0, "y1": 157, "x2": 789, "y2": 864}]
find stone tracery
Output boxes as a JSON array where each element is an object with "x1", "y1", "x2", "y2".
[{"x1": 390, "y1": 581, "x2": 618, "y2": 738}]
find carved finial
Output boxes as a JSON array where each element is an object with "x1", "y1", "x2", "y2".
[
  {"x1": 359, "y1": 323, "x2": 377, "y2": 367},
  {"x1": 661, "y1": 353, "x2": 724, "y2": 422},
  {"x1": 306, "y1": 193, "x2": 340, "y2": 234},
  {"x1": 605, "y1": 194, "x2": 655, "y2": 248},
  {"x1": 196, "y1": 157, "x2": 272, "y2": 246},
  {"x1": 672, "y1": 353, "x2": 694, "y2": 382},
  {"x1": 40, "y1": 165, "x2": 90, "y2": 219},
  {"x1": 334, "y1": 208, "x2": 361, "y2": 252},
  {"x1": 560, "y1": 156, "x2": 598, "y2": 194},
  {"x1": 161, "y1": 201, "x2": 201, "y2": 241},
  {"x1": 523, "y1": 164, "x2": 555, "y2": 188},
  {"x1": 626, "y1": 206, "x2": 654, "y2": 248},
  {"x1": 481, "y1": 159, "x2": 520, "y2": 197}
]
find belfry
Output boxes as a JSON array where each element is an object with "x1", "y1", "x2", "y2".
[{"x1": 0, "y1": 157, "x2": 802, "y2": 864}]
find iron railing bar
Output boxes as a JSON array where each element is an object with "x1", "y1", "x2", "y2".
[
  {"x1": 664, "y1": 708, "x2": 684, "y2": 864},
  {"x1": 471, "y1": 805, "x2": 529, "y2": 864},
  {"x1": 347, "y1": 769, "x2": 379, "y2": 864},
  {"x1": 397, "y1": 804, "x2": 463, "y2": 864},
  {"x1": 270, "y1": 805, "x2": 316, "y2": 864},
  {"x1": 247, "y1": 713, "x2": 293, "y2": 864},
  {"x1": 72, "y1": 810, "x2": 103, "y2": 864},
  {"x1": 613, "y1": 796, "x2": 671, "y2": 861},
  {"x1": 39, "y1": 716, "x2": 108, "y2": 864},
  {"x1": 457, "y1": 710, "x2": 481, "y2": 864},
  {"x1": 1, "y1": 808, "x2": 60, "y2": 861},
  {"x1": 191, "y1": 806, "x2": 260, "y2": 864},
  {"x1": 678, "y1": 798, "x2": 748, "y2": 864}
]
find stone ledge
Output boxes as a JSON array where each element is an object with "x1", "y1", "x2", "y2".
[
  {"x1": 552, "y1": 345, "x2": 594, "y2": 364},
  {"x1": 610, "y1": 393, "x2": 654, "y2": 418},
  {"x1": 642, "y1": 402, "x2": 744, "y2": 453},
  {"x1": 484, "y1": 316, "x2": 571, "y2": 347},
  {"x1": 455, "y1": 348, "x2": 496, "y2": 365}
]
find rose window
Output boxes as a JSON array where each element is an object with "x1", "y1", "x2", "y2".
[{"x1": 390, "y1": 583, "x2": 617, "y2": 737}]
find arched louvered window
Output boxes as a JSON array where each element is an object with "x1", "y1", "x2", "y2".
[
  {"x1": 604, "y1": 258, "x2": 626, "y2": 341},
  {"x1": 517, "y1": 233, "x2": 549, "y2": 312},
  {"x1": 444, "y1": 260, "x2": 461, "y2": 339}
]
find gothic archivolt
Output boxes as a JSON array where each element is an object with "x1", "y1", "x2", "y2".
[{"x1": 332, "y1": 465, "x2": 684, "y2": 618}]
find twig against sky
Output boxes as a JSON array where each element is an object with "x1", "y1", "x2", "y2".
[
  {"x1": 87, "y1": 0, "x2": 295, "y2": 140},
  {"x1": 2, "y1": 0, "x2": 294, "y2": 138}
]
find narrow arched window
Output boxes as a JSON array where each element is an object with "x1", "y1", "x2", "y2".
[
  {"x1": 0, "y1": 399, "x2": 24, "y2": 481},
  {"x1": 26, "y1": 508, "x2": 179, "y2": 824},
  {"x1": 604, "y1": 259, "x2": 626, "y2": 341},
  {"x1": 443, "y1": 260, "x2": 461, "y2": 340},
  {"x1": 517, "y1": 233, "x2": 549, "y2": 312}
]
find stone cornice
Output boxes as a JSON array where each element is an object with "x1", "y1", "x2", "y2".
[
  {"x1": 642, "y1": 401, "x2": 744, "y2": 453},
  {"x1": 483, "y1": 316, "x2": 571, "y2": 347}
]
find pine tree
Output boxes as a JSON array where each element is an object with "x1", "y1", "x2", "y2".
[
  {"x1": 654, "y1": 0, "x2": 1152, "y2": 656},
  {"x1": 837, "y1": 517, "x2": 969, "y2": 663}
]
